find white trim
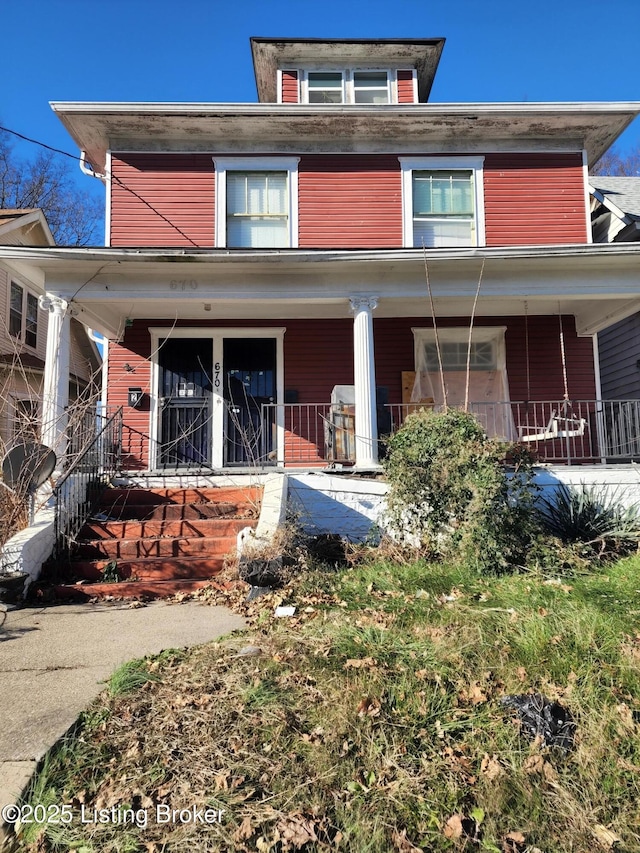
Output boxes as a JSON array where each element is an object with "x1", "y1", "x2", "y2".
[
  {"x1": 212, "y1": 156, "x2": 300, "y2": 248},
  {"x1": 399, "y1": 156, "x2": 486, "y2": 248},
  {"x1": 412, "y1": 68, "x2": 418, "y2": 104},
  {"x1": 582, "y1": 150, "x2": 592, "y2": 244},
  {"x1": 105, "y1": 150, "x2": 112, "y2": 247},
  {"x1": 276, "y1": 69, "x2": 282, "y2": 104},
  {"x1": 148, "y1": 326, "x2": 286, "y2": 470}
]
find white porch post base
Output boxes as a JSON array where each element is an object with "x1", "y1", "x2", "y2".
[
  {"x1": 40, "y1": 296, "x2": 71, "y2": 466},
  {"x1": 350, "y1": 295, "x2": 380, "y2": 469}
]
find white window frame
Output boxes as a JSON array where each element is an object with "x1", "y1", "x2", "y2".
[
  {"x1": 8, "y1": 279, "x2": 40, "y2": 350},
  {"x1": 400, "y1": 156, "x2": 486, "y2": 248},
  {"x1": 300, "y1": 68, "x2": 395, "y2": 104},
  {"x1": 213, "y1": 157, "x2": 299, "y2": 248},
  {"x1": 412, "y1": 326, "x2": 505, "y2": 372}
]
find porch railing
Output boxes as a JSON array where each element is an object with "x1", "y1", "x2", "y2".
[
  {"x1": 52, "y1": 407, "x2": 123, "y2": 560},
  {"x1": 260, "y1": 403, "x2": 356, "y2": 466},
  {"x1": 386, "y1": 400, "x2": 640, "y2": 464}
]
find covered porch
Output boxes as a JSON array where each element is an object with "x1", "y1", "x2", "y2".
[{"x1": 8, "y1": 242, "x2": 640, "y2": 472}]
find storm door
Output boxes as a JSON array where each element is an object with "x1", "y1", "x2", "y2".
[
  {"x1": 224, "y1": 338, "x2": 276, "y2": 465},
  {"x1": 158, "y1": 338, "x2": 213, "y2": 467}
]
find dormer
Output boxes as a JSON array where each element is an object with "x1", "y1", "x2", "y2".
[{"x1": 250, "y1": 37, "x2": 445, "y2": 105}]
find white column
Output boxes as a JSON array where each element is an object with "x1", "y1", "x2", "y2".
[
  {"x1": 350, "y1": 296, "x2": 379, "y2": 469},
  {"x1": 40, "y1": 295, "x2": 71, "y2": 463}
]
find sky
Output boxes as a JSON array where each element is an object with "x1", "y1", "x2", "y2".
[{"x1": 2, "y1": 0, "x2": 640, "y2": 209}]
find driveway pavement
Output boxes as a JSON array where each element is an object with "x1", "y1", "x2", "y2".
[{"x1": 0, "y1": 599, "x2": 246, "y2": 837}]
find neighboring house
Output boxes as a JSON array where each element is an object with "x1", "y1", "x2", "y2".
[
  {"x1": 0, "y1": 209, "x2": 101, "y2": 454},
  {"x1": 589, "y1": 178, "x2": 640, "y2": 400},
  {"x1": 2, "y1": 37, "x2": 640, "y2": 470}
]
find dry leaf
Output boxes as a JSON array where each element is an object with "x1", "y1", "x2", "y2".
[
  {"x1": 444, "y1": 814, "x2": 464, "y2": 840},
  {"x1": 344, "y1": 657, "x2": 378, "y2": 670},
  {"x1": 233, "y1": 815, "x2": 254, "y2": 842},
  {"x1": 516, "y1": 666, "x2": 527, "y2": 682},
  {"x1": 480, "y1": 752, "x2": 504, "y2": 781},
  {"x1": 503, "y1": 830, "x2": 526, "y2": 851},
  {"x1": 356, "y1": 696, "x2": 381, "y2": 717},
  {"x1": 276, "y1": 812, "x2": 318, "y2": 849},
  {"x1": 392, "y1": 828, "x2": 423, "y2": 852},
  {"x1": 592, "y1": 824, "x2": 623, "y2": 850}
]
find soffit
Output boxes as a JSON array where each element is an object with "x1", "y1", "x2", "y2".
[{"x1": 51, "y1": 102, "x2": 640, "y2": 174}]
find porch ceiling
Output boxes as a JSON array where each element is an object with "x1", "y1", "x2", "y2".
[{"x1": 2, "y1": 244, "x2": 640, "y2": 339}]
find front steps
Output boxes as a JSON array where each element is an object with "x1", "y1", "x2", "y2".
[{"x1": 47, "y1": 485, "x2": 261, "y2": 600}]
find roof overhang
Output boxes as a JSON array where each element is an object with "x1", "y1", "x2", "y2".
[
  {"x1": 2, "y1": 243, "x2": 640, "y2": 339},
  {"x1": 250, "y1": 37, "x2": 445, "y2": 102},
  {"x1": 50, "y1": 101, "x2": 640, "y2": 175}
]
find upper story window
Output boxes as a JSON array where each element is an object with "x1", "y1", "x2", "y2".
[
  {"x1": 213, "y1": 157, "x2": 299, "y2": 248},
  {"x1": 302, "y1": 69, "x2": 392, "y2": 104},
  {"x1": 9, "y1": 281, "x2": 38, "y2": 349},
  {"x1": 400, "y1": 157, "x2": 485, "y2": 248}
]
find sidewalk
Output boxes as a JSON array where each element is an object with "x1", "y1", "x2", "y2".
[{"x1": 0, "y1": 600, "x2": 246, "y2": 828}]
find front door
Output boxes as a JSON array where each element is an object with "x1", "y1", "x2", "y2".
[
  {"x1": 223, "y1": 338, "x2": 276, "y2": 465},
  {"x1": 158, "y1": 338, "x2": 213, "y2": 467}
]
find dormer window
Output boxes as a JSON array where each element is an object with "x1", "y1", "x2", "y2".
[{"x1": 301, "y1": 69, "x2": 393, "y2": 104}]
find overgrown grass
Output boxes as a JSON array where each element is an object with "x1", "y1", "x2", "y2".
[{"x1": 13, "y1": 554, "x2": 640, "y2": 852}]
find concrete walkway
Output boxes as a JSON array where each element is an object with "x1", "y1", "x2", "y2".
[{"x1": 0, "y1": 600, "x2": 246, "y2": 821}]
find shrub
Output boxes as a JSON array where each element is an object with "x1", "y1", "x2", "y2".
[
  {"x1": 537, "y1": 484, "x2": 640, "y2": 558},
  {"x1": 383, "y1": 408, "x2": 539, "y2": 571}
]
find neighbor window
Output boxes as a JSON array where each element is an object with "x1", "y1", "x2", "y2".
[
  {"x1": 400, "y1": 157, "x2": 485, "y2": 248},
  {"x1": 214, "y1": 157, "x2": 299, "y2": 248},
  {"x1": 14, "y1": 398, "x2": 39, "y2": 440},
  {"x1": 9, "y1": 281, "x2": 39, "y2": 348}
]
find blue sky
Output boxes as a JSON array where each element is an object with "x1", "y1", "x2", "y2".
[{"x1": 2, "y1": 0, "x2": 639, "y2": 200}]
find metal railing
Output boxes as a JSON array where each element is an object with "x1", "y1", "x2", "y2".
[
  {"x1": 260, "y1": 403, "x2": 356, "y2": 466},
  {"x1": 386, "y1": 400, "x2": 640, "y2": 464},
  {"x1": 52, "y1": 408, "x2": 123, "y2": 560}
]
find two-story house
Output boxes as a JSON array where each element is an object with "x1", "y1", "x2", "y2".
[
  {"x1": 3, "y1": 37, "x2": 640, "y2": 472},
  {"x1": 0, "y1": 209, "x2": 101, "y2": 455}
]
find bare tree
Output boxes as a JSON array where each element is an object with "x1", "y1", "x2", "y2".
[
  {"x1": 592, "y1": 144, "x2": 640, "y2": 177},
  {"x1": 0, "y1": 130, "x2": 103, "y2": 246}
]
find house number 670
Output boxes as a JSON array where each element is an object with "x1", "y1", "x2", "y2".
[
  {"x1": 214, "y1": 362, "x2": 221, "y2": 388},
  {"x1": 170, "y1": 279, "x2": 198, "y2": 290}
]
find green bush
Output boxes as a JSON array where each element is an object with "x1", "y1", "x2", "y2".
[{"x1": 383, "y1": 408, "x2": 539, "y2": 571}]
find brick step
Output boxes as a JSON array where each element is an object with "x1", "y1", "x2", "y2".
[
  {"x1": 91, "y1": 502, "x2": 244, "y2": 521},
  {"x1": 80, "y1": 518, "x2": 255, "y2": 540},
  {"x1": 65, "y1": 556, "x2": 226, "y2": 582},
  {"x1": 52, "y1": 579, "x2": 222, "y2": 601},
  {"x1": 99, "y1": 486, "x2": 262, "y2": 507},
  {"x1": 77, "y1": 535, "x2": 237, "y2": 560}
]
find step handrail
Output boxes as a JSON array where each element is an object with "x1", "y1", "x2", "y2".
[{"x1": 52, "y1": 408, "x2": 123, "y2": 560}]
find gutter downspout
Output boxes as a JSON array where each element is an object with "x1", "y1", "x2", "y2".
[{"x1": 79, "y1": 151, "x2": 106, "y2": 182}]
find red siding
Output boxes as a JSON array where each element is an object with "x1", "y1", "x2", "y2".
[
  {"x1": 109, "y1": 316, "x2": 595, "y2": 470},
  {"x1": 281, "y1": 70, "x2": 299, "y2": 103},
  {"x1": 110, "y1": 154, "x2": 215, "y2": 247},
  {"x1": 397, "y1": 70, "x2": 415, "y2": 103},
  {"x1": 298, "y1": 155, "x2": 403, "y2": 247},
  {"x1": 484, "y1": 153, "x2": 587, "y2": 246}
]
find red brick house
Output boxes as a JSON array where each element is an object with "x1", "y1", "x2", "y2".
[{"x1": 5, "y1": 37, "x2": 640, "y2": 471}]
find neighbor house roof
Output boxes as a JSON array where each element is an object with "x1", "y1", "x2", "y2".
[
  {"x1": 0, "y1": 208, "x2": 55, "y2": 247},
  {"x1": 589, "y1": 176, "x2": 640, "y2": 242}
]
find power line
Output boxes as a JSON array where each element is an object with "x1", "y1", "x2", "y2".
[{"x1": 0, "y1": 124, "x2": 199, "y2": 247}]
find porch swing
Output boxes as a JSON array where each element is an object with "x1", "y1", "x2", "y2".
[{"x1": 518, "y1": 306, "x2": 587, "y2": 444}]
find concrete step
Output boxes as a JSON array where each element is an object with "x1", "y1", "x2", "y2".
[
  {"x1": 64, "y1": 556, "x2": 226, "y2": 582},
  {"x1": 53, "y1": 578, "x2": 225, "y2": 600},
  {"x1": 76, "y1": 535, "x2": 237, "y2": 560},
  {"x1": 91, "y1": 501, "x2": 243, "y2": 521}
]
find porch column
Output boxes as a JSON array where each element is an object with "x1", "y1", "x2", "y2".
[
  {"x1": 350, "y1": 296, "x2": 379, "y2": 469},
  {"x1": 40, "y1": 295, "x2": 71, "y2": 464}
]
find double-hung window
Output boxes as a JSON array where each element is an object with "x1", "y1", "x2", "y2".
[
  {"x1": 302, "y1": 69, "x2": 392, "y2": 104},
  {"x1": 400, "y1": 157, "x2": 485, "y2": 248},
  {"x1": 9, "y1": 281, "x2": 38, "y2": 348},
  {"x1": 214, "y1": 157, "x2": 299, "y2": 248}
]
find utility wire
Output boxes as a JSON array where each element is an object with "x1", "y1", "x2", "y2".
[{"x1": 0, "y1": 124, "x2": 199, "y2": 247}]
